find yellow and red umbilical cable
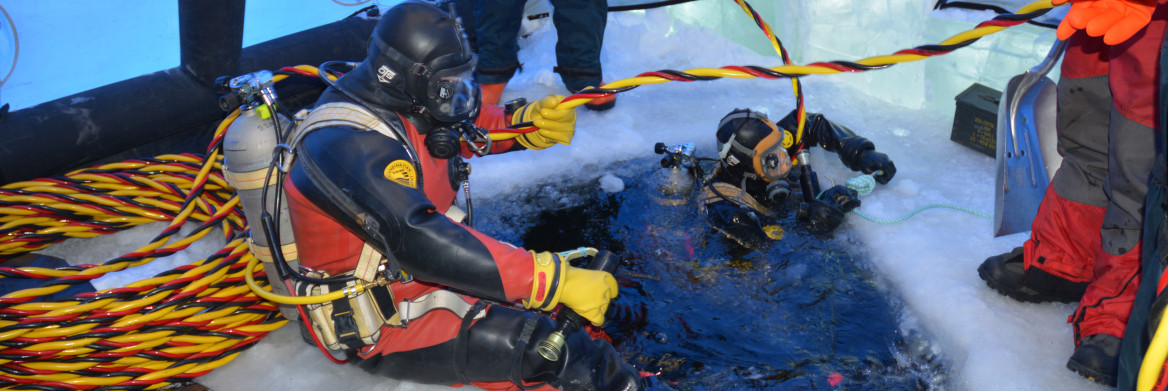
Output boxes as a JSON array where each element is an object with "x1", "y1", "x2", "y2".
[
  {"x1": 490, "y1": 0, "x2": 1060, "y2": 143},
  {"x1": 730, "y1": 0, "x2": 808, "y2": 150}
]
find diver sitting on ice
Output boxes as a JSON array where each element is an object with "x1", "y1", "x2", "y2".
[
  {"x1": 699, "y1": 108, "x2": 896, "y2": 245},
  {"x1": 248, "y1": 2, "x2": 643, "y2": 390}
]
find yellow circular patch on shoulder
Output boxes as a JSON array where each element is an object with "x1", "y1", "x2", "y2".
[
  {"x1": 781, "y1": 130, "x2": 795, "y2": 149},
  {"x1": 383, "y1": 160, "x2": 417, "y2": 188}
]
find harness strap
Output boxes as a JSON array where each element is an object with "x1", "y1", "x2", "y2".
[
  {"x1": 283, "y1": 102, "x2": 399, "y2": 170},
  {"x1": 295, "y1": 102, "x2": 399, "y2": 141},
  {"x1": 289, "y1": 102, "x2": 462, "y2": 225},
  {"x1": 397, "y1": 290, "x2": 487, "y2": 327},
  {"x1": 698, "y1": 182, "x2": 771, "y2": 215},
  {"x1": 354, "y1": 243, "x2": 383, "y2": 283},
  {"x1": 453, "y1": 300, "x2": 489, "y2": 386},
  {"x1": 509, "y1": 318, "x2": 547, "y2": 390}
]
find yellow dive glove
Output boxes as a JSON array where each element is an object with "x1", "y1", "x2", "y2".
[
  {"x1": 524, "y1": 251, "x2": 619, "y2": 326},
  {"x1": 511, "y1": 94, "x2": 577, "y2": 150}
]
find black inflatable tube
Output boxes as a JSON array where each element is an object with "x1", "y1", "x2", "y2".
[
  {"x1": 180, "y1": 0, "x2": 246, "y2": 87},
  {"x1": 0, "y1": 10, "x2": 377, "y2": 185}
]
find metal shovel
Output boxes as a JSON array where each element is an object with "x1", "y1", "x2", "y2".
[{"x1": 993, "y1": 39, "x2": 1067, "y2": 237}]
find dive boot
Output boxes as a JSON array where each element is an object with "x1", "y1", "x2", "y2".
[
  {"x1": 1066, "y1": 334, "x2": 1120, "y2": 386},
  {"x1": 571, "y1": 85, "x2": 617, "y2": 112},
  {"x1": 584, "y1": 93, "x2": 616, "y2": 111},
  {"x1": 977, "y1": 247, "x2": 1086, "y2": 303}
]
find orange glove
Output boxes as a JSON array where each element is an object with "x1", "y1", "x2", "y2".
[{"x1": 1053, "y1": 0, "x2": 1157, "y2": 45}]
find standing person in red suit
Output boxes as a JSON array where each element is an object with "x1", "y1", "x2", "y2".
[{"x1": 978, "y1": 0, "x2": 1164, "y2": 386}]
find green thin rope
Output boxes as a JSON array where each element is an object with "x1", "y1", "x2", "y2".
[
  {"x1": 853, "y1": 203, "x2": 992, "y2": 224},
  {"x1": 835, "y1": 174, "x2": 992, "y2": 224}
]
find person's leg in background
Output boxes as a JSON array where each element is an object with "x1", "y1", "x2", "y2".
[
  {"x1": 978, "y1": 33, "x2": 1111, "y2": 307},
  {"x1": 549, "y1": 0, "x2": 615, "y2": 111},
  {"x1": 1066, "y1": 4, "x2": 1167, "y2": 385},
  {"x1": 474, "y1": 0, "x2": 527, "y2": 106}
]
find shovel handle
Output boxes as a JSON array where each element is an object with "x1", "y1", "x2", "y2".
[{"x1": 1007, "y1": 39, "x2": 1068, "y2": 157}]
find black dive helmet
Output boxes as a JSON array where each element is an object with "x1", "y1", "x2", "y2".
[
  {"x1": 340, "y1": 1, "x2": 479, "y2": 124},
  {"x1": 715, "y1": 109, "x2": 793, "y2": 182}
]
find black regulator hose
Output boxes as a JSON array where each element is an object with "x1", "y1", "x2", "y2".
[{"x1": 537, "y1": 250, "x2": 620, "y2": 362}]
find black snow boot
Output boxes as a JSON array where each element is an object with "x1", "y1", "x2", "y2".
[
  {"x1": 552, "y1": 329, "x2": 645, "y2": 391},
  {"x1": 1066, "y1": 334, "x2": 1120, "y2": 387},
  {"x1": 977, "y1": 247, "x2": 1087, "y2": 303}
]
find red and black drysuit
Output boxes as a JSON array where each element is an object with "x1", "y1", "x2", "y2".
[
  {"x1": 1022, "y1": 1, "x2": 1166, "y2": 344},
  {"x1": 282, "y1": 87, "x2": 638, "y2": 391}
]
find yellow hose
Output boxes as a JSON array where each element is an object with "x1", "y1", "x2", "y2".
[
  {"x1": 1139, "y1": 304, "x2": 1168, "y2": 391},
  {"x1": 243, "y1": 253, "x2": 374, "y2": 305}
]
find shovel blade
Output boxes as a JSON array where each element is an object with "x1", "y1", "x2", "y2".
[{"x1": 993, "y1": 74, "x2": 1057, "y2": 237}]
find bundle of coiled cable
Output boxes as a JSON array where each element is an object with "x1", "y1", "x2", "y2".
[{"x1": 0, "y1": 113, "x2": 286, "y2": 390}]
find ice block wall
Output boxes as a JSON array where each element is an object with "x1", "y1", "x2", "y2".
[{"x1": 666, "y1": 0, "x2": 1062, "y2": 113}]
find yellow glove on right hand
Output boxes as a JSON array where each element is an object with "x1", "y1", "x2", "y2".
[
  {"x1": 557, "y1": 266, "x2": 619, "y2": 326},
  {"x1": 511, "y1": 94, "x2": 577, "y2": 150},
  {"x1": 522, "y1": 251, "x2": 619, "y2": 326}
]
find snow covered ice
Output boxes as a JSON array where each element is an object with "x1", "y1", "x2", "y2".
[{"x1": 2, "y1": 0, "x2": 1109, "y2": 390}]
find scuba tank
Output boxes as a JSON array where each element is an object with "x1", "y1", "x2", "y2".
[
  {"x1": 219, "y1": 70, "x2": 300, "y2": 321},
  {"x1": 652, "y1": 142, "x2": 698, "y2": 205}
]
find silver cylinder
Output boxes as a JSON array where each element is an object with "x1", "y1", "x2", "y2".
[{"x1": 222, "y1": 107, "x2": 300, "y2": 320}]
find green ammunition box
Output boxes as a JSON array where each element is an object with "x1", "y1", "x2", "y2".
[{"x1": 951, "y1": 83, "x2": 1001, "y2": 158}]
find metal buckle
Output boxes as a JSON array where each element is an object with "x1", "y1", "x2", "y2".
[{"x1": 273, "y1": 143, "x2": 294, "y2": 173}]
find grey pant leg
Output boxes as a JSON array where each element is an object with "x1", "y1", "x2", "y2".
[
  {"x1": 1052, "y1": 75, "x2": 1111, "y2": 208},
  {"x1": 1101, "y1": 110, "x2": 1157, "y2": 255},
  {"x1": 1051, "y1": 71, "x2": 1157, "y2": 255}
]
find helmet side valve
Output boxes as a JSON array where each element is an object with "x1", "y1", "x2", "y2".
[{"x1": 536, "y1": 250, "x2": 620, "y2": 362}]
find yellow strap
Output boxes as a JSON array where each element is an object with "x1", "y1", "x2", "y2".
[
  {"x1": 354, "y1": 243, "x2": 383, "y2": 283},
  {"x1": 697, "y1": 182, "x2": 770, "y2": 215},
  {"x1": 293, "y1": 102, "x2": 397, "y2": 143},
  {"x1": 247, "y1": 238, "x2": 298, "y2": 264}
]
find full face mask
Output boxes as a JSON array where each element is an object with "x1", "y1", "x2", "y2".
[
  {"x1": 717, "y1": 109, "x2": 793, "y2": 182},
  {"x1": 425, "y1": 62, "x2": 479, "y2": 123}
]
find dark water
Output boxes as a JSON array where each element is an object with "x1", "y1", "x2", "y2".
[{"x1": 473, "y1": 158, "x2": 947, "y2": 390}]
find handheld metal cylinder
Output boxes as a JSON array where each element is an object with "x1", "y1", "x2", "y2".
[
  {"x1": 536, "y1": 250, "x2": 619, "y2": 361},
  {"x1": 795, "y1": 150, "x2": 820, "y2": 203}
]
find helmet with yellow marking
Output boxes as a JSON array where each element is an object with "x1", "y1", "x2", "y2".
[{"x1": 715, "y1": 109, "x2": 793, "y2": 182}]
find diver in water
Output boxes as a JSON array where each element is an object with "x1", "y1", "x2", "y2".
[
  {"x1": 277, "y1": 2, "x2": 643, "y2": 390},
  {"x1": 700, "y1": 108, "x2": 896, "y2": 245}
]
